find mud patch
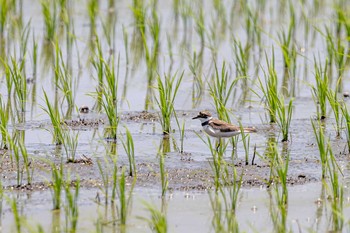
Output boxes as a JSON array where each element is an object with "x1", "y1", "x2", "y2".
[
  {"x1": 64, "y1": 118, "x2": 104, "y2": 128},
  {"x1": 121, "y1": 111, "x2": 159, "y2": 122},
  {"x1": 66, "y1": 155, "x2": 94, "y2": 165},
  {"x1": 0, "y1": 153, "x2": 320, "y2": 193}
]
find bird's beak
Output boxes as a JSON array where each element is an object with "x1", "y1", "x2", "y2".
[{"x1": 192, "y1": 115, "x2": 199, "y2": 120}]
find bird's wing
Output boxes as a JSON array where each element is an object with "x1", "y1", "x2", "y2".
[{"x1": 209, "y1": 119, "x2": 240, "y2": 132}]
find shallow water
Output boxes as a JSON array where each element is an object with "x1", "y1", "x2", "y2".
[
  {"x1": 1, "y1": 0, "x2": 350, "y2": 232},
  {"x1": 2, "y1": 182, "x2": 350, "y2": 232}
]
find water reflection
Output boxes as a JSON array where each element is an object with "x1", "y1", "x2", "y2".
[
  {"x1": 51, "y1": 209, "x2": 61, "y2": 233},
  {"x1": 268, "y1": 188, "x2": 288, "y2": 233}
]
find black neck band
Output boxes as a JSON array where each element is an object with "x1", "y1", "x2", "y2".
[{"x1": 201, "y1": 121, "x2": 209, "y2": 126}]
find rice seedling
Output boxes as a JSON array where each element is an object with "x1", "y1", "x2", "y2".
[
  {"x1": 173, "y1": 0, "x2": 180, "y2": 22},
  {"x1": 274, "y1": 147, "x2": 289, "y2": 206},
  {"x1": 245, "y1": 5, "x2": 262, "y2": 55},
  {"x1": 1, "y1": 128, "x2": 30, "y2": 186},
  {"x1": 311, "y1": 59, "x2": 329, "y2": 119},
  {"x1": 275, "y1": 96, "x2": 294, "y2": 142},
  {"x1": 25, "y1": 223, "x2": 45, "y2": 233},
  {"x1": 54, "y1": 42, "x2": 75, "y2": 118},
  {"x1": 122, "y1": 24, "x2": 129, "y2": 67},
  {"x1": 64, "y1": 176, "x2": 80, "y2": 233},
  {"x1": 49, "y1": 160, "x2": 64, "y2": 210},
  {"x1": 0, "y1": 96, "x2": 10, "y2": 149},
  {"x1": 326, "y1": 148, "x2": 343, "y2": 201},
  {"x1": 326, "y1": 147, "x2": 344, "y2": 232},
  {"x1": 212, "y1": 0, "x2": 227, "y2": 34},
  {"x1": 207, "y1": 20, "x2": 220, "y2": 62},
  {"x1": 197, "y1": 134, "x2": 228, "y2": 191},
  {"x1": 111, "y1": 158, "x2": 118, "y2": 203},
  {"x1": 188, "y1": 52, "x2": 204, "y2": 108},
  {"x1": 0, "y1": 0, "x2": 9, "y2": 36},
  {"x1": 174, "y1": 112, "x2": 185, "y2": 153},
  {"x1": 341, "y1": 103, "x2": 350, "y2": 153},
  {"x1": 158, "y1": 146, "x2": 168, "y2": 197},
  {"x1": 121, "y1": 25, "x2": 130, "y2": 107},
  {"x1": 265, "y1": 142, "x2": 289, "y2": 233},
  {"x1": 141, "y1": 201, "x2": 167, "y2": 233},
  {"x1": 142, "y1": 6, "x2": 160, "y2": 110},
  {"x1": 18, "y1": 135, "x2": 31, "y2": 185},
  {"x1": 19, "y1": 22, "x2": 30, "y2": 78},
  {"x1": 101, "y1": 5, "x2": 116, "y2": 52},
  {"x1": 120, "y1": 126, "x2": 136, "y2": 177},
  {"x1": 30, "y1": 33, "x2": 38, "y2": 114},
  {"x1": 98, "y1": 55, "x2": 119, "y2": 140},
  {"x1": 339, "y1": 6, "x2": 350, "y2": 65},
  {"x1": 96, "y1": 142, "x2": 119, "y2": 204},
  {"x1": 6, "y1": 196, "x2": 22, "y2": 233},
  {"x1": 0, "y1": 175, "x2": 2, "y2": 212},
  {"x1": 2, "y1": 57, "x2": 13, "y2": 121},
  {"x1": 7, "y1": 139, "x2": 19, "y2": 185},
  {"x1": 256, "y1": 53, "x2": 278, "y2": 123},
  {"x1": 87, "y1": 0, "x2": 98, "y2": 38},
  {"x1": 178, "y1": 1, "x2": 192, "y2": 50},
  {"x1": 327, "y1": 88, "x2": 341, "y2": 138},
  {"x1": 116, "y1": 167, "x2": 129, "y2": 230},
  {"x1": 209, "y1": 62, "x2": 238, "y2": 121},
  {"x1": 331, "y1": 5, "x2": 347, "y2": 85},
  {"x1": 265, "y1": 143, "x2": 276, "y2": 187},
  {"x1": 238, "y1": 122, "x2": 250, "y2": 165},
  {"x1": 62, "y1": 128, "x2": 79, "y2": 162},
  {"x1": 130, "y1": 0, "x2": 146, "y2": 67},
  {"x1": 232, "y1": 38, "x2": 251, "y2": 104},
  {"x1": 232, "y1": 38, "x2": 250, "y2": 79},
  {"x1": 194, "y1": 4, "x2": 205, "y2": 55},
  {"x1": 58, "y1": 0, "x2": 68, "y2": 24},
  {"x1": 322, "y1": 26, "x2": 335, "y2": 85},
  {"x1": 155, "y1": 72, "x2": 183, "y2": 135},
  {"x1": 311, "y1": 119, "x2": 329, "y2": 179},
  {"x1": 277, "y1": 2, "x2": 297, "y2": 96},
  {"x1": 41, "y1": 0, "x2": 57, "y2": 43},
  {"x1": 42, "y1": 90, "x2": 63, "y2": 145},
  {"x1": 321, "y1": 24, "x2": 346, "y2": 93},
  {"x1": 97, "y1": 158, "x2": 111, "y2": 205},
  {"x1": 91, "y1": 37, "x2": 104, "y2": 112},
  {"x1": 8, "y1": 57, "x2": 26, "y2": 123},
  {"x1": 333, "y1": 44, "x2": 346, "y2": 94}
]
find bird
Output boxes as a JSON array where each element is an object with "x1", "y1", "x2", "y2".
[{"x1": 192, "y1": 111, "x2": 257, "y2": 151}]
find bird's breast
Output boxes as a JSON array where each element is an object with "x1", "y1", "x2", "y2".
[{"x1": 203, "y1": 125, "x2": 218, "y2": 137}]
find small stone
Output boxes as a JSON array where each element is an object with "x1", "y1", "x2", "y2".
[
  {"x1": 315, "y1": 198, "x2": 322, "y2": 205},
  {"x1": 251, "y1": 205, "x2": 258, "y2": 213},
  {"x1": 344, "y1": 92, "x2": 350, "y2": 98},
  {"x1": 79, "y1": 105, "x2": 89, "y2": 113}
]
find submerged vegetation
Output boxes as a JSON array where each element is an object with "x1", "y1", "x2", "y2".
[{"x1": 1, "y1": 0, "x2": 350, "y2": 232}]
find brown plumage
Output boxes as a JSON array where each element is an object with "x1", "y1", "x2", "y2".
[{"x1": 193, "y1": 111, "x2": 257, "y2": 137}]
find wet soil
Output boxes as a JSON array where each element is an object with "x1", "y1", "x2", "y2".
[
  {"x1": 3, "y1": 109, "x2": 350, "y2": 197},
  {"x1": 1, "y1": 156, "x2": 318, "y2": 193}
]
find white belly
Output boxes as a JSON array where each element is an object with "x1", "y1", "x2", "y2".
[{"x1": 203, "y1": 125, "x2": 240, "y2": 138}]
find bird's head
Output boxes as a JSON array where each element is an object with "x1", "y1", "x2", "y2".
[{"x1": 192, "y1": 111, "x2": 212, "y2": 122}]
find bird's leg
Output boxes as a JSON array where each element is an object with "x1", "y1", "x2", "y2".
[{"x1": 216, "y1": 138, "x2": 221, "y2": 152}]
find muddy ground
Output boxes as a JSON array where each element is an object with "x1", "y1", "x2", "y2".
[{"x1": 1, "y1": 110, "x2": 336, "y2": 194}]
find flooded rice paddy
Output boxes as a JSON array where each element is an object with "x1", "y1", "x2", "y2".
[{"x1": 1, "y1": 0, "x2": 350, "y2": 232}]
